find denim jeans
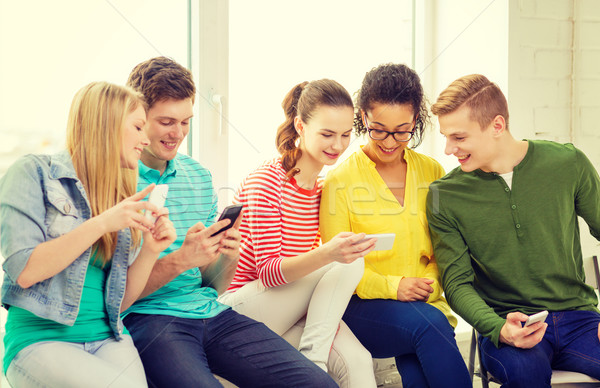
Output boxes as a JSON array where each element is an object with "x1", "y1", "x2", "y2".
[
  {"x1": 123, "y1": 308, "x2": 337, "y2": 388},
  {"x1": 6, "y1": 335, "x2": 147, "y2": 388},
  {"x1": 479, "y1": 310, "x2": 600, "y2": 388},
  {"x1": 343, "y1": 295, "x2": 471, "y2": 388}
]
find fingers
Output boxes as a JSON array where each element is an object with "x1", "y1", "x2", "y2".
[
  {"x1": 204, "y1": 218, "x2": 231, "y2": 238},
  {"x1": 506, "y1": 311, "x2": 529, "y2": 324},
  {"x1": 519, "y1": 322, "x2": 547, "y2": 348},
  {"x1": 130, "y1": 184, "x2": 156, "y2": 201},
  {"x1": 186, "y1": 220, "x2": 207, "y2": 235},
  {"x1": 232, "y1": 209, "x2": 244, "y2": 229},
  {"x1": 334, "y1": 231, "x2": 356, "y2": 239},
  {"x1": 351, "y1": 239, "x2": 376, "y2": 255}
]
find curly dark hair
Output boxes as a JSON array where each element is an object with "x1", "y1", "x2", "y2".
[{"x1": 354, "y1": 63, "x2": 429, "y2": 148}]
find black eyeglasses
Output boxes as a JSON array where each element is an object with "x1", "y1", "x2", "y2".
[{"x1": 363, "y1": 115, "x2": 414, "y2": 142}]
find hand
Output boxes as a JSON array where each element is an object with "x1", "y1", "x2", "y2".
[
  {"x1": 176, "y1": 218, "x2": 235, "y2": 270},
  {"x1": 322, "y1": 232, "x2": 376, "y2": 264},
  {"x1": 142, "y1": 208, "x2": 176, "y2": 254},
  {"x1": 217, "y1": 209, "x2": 243, "y2": 261},
  {"x1": 397, "y1": 277, "x2": 434, "y2": 302},
  {"x1": 96, "y1": 184, "x2": 158, "y2": 233},
  {"x1": 499, "y1": 311, "x2": 547, "y2": 349}
]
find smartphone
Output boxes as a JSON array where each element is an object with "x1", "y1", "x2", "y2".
[
  {"x1": 210, "y1": 204, "x2": 243, "y2": 237},
  {"x1": 357, "y1": 233, "x2": 396, "y2": 251},
  {"x1": 523, "y1": 310, "x2": 548, "y2": 327}
]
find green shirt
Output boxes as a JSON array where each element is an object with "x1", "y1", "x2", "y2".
[
  {"x1": 427, "y1": 140, "x2": 600, "y2": 347},
  {"x1": 3, "y1": 253, "x2": 117, "y2": 373},
  {"x1": 123, "y1": 154, "x2": 229, "y2": 319}
]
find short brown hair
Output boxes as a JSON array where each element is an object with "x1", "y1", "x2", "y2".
[
  {"x1": 127, "y1": 56, "x2": 195, "y2": 109},
  {"x1": 431, "y1": 74, "x2": 509, "y2": 129}
]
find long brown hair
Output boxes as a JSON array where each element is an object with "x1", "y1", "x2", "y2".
[
  {"x1": 66, "y1": 82, "x2": 146, "y2": 264},
  {"x1": 276, "y1": 79, "x2": 353, "y2": 177}
]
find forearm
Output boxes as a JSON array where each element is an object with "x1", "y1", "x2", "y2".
[
  {"x1": 356, "y1": 268, "x2": 402, "y2": 300},
  {"x1": 121, "y1": 246, "x2": 160, "y2": 311},
  {"x1": 446, "y1": 283, "x2": 505, "y2": 345},
  {"x1": 137, "y1": 249, "x2": 187, "y2": 299},
  {"x1": 17, "y1": 217, "x2": 106, "y2": 288},
  {"x1": 279, "y1": 246, "x2": 332, "y2": 283},
  {"x1": 201, "y1": 253, "x2": 239, "y2": 295}
]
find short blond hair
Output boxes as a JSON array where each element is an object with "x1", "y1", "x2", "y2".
[
  {"x1": 431, "y1": 74, "x2": 509, "y2": 129},
  {"x1": 66, "y1": 82, "x2": 146, "y2": 264}
]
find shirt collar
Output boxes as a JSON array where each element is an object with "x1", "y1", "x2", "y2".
[
  {"x1": 48, "y1": 151, "x2": 79, "y2": 180},
  {"x1": 138, "y1": 158, "x2": 178, "y2": 182}
]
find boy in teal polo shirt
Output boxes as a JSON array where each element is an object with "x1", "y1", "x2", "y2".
[
  {"x1": 122, "y1": 57, "x2": 336, "y2": 388},
  {"x1": 427, "y1": 74, "x2": 600, "y2": 387}
]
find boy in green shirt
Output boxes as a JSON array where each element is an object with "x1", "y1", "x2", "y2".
[{"x1": 426, "y1": 74, "x2": 600, "y2": 387}]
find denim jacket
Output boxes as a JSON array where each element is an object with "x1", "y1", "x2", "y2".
[{"x1": 0, "y1": 151, "x2": 139, "y2": 339}]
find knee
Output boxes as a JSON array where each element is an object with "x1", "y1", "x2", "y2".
[
  {"x1": 482, "y1": 351, "x2": 551, "y2": 388},
  {"x1": 329, "y1": 341, "x2": 373, "y2": 372},
  {"x1": 413, "y1": 306, "x2": 454, "y2": 339},
  {"x1": 339, "y1": 257, "x2": 364, "y2": 283},
  {"x1": 329, "y1": 341, "x2": 374, "y2": 386}
]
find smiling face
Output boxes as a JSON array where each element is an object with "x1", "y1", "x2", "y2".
[
  {"x1": 296, "y1": 105, "x2": 354, "y2": 167},
  {"x1": 439, "y1": 104, "x2": 500, "y2": 172},
  {"x1": 141, "y1": 97, "x2": 193, "y2": 173},
  {"x1": 362, "y1": 102, "x2": 415, "y2": 166},
  {"x1": 120, "y1": 105, "x2": 149, "y2": 169}
]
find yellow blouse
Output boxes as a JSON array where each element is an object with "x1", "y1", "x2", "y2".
[{"x1": 320, "y1": 148, "x2": 456, "y2": 327}]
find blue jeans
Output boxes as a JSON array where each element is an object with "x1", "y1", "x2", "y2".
[
  {"x1": 123, "y1": 308, "x2": 336, "y2": 388},
  {"x1": 480, "y1": 310, "x2": 600, "y2": 388},
  {"x1": 343, "y1": 295, "x2": 471, "y2": 388}
]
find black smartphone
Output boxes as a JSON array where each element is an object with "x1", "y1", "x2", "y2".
[{"x1": 210, "y1": 204, "x2": 243, "y2": 237}]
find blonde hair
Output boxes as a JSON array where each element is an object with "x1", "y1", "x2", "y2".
[
  {"x1": 431, "y1": 74, "x2": 509, "y2": 129},
  {"x1": 66, "y1": 82, "x2": 146, "y2": 264}
]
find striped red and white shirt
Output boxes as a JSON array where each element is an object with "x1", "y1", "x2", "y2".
[{"x1": 227, "y1": 159, "x2": 322, "y2": 291}]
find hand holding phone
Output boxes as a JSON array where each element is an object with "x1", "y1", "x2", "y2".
[
  {"x1": 356, "y1": 233, "x2": 396, "y2": 251},
  {"x1": 523, "y1": 310, "x2": 548, "y2": 327},
  {"x1": 210, "y1": 204, "x2": 243, "y2": 237}
]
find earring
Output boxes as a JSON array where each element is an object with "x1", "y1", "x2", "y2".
[{"x1": 294, "y1": 137, "x2": 301, "y2": 147}]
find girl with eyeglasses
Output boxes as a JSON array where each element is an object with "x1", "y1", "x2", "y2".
[
  {"x1": 319, "y1": 64, "x2": 471, "y2": 388},
  {"x1": 219, "y1": 79, "x2": 378, "y2": 387}
]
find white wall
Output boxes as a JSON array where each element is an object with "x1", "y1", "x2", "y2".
[
  {"x1": 0, "y1": 0, "x2": 188, "y2": 176},
  {"x1": 507, "y1": 0, "x2": 600, "y2": 256},
  {"x1": 228, "y1": 0, "x2": 414, "y2": 202},
  {"x1": 418, "y1": 0, "x2": 509, "y2": 174}
]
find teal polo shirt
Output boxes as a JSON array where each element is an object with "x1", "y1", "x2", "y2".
[{"x1": 123, "y1": 153, "x2": 229, "y2": 319}]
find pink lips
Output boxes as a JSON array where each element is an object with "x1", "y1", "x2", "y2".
[
  {"x1": 457, "y1": 155, "x2": 470, "y2": 164},
  {"x1": 378, "y1": 145, "x2": 398, "y2": 155},
  {"x1": 324, "y1": 152, "x2": 339, "y2": 159},
  {"x1": 161, "y1": 140, "x2": 178, "y2": 151}
]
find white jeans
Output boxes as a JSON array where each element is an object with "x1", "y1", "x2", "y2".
[
  {"x1": 6, "y1": 336, "x2": 147, "y2": 388},
  {"x1": 219, "y1": 258, "x2": 377, "y2": 388}
]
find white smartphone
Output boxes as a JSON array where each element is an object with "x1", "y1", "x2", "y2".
[
  {"x1": 145, "y1": 184, "x2": 169, "y2": 223},
  {"x1": 524, "y1": 310, "x2": 548, "y2": 327},
  {"x1": 358, "y1": 233, "x2": 396, "y2": 251}
]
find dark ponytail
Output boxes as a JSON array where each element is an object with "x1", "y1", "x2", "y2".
[
  {"x1": 276, "y1": 79, "x2": 353, "y2": 178},
  {"x1": 276, "y1": 82, "x2": 308, "y2": 177}
]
